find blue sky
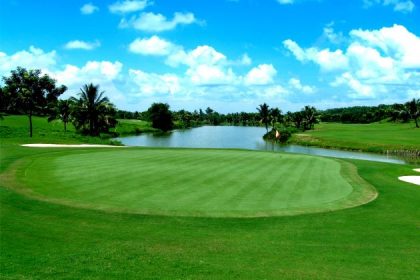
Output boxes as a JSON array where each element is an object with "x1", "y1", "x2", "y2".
[{"x1": 1, "y1": 0, "x2": 419, "y2": 112}]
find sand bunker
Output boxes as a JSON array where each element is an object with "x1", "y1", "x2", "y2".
[
  {"x1": 22, "y1": 144, "x2": 124, "y2": 148},
  {"x1": 398, "y1": 168, "x2": 420, "y2": 186}
]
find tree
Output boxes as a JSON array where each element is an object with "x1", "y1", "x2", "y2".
[
  {"x1": 147, "y1": 103, "x2": 173, "y2": 131},
  {"x1": 270, "y1": 107, "x2": 282, "y2": 129},
  {"x1": 2, "y1": 67, "x2": 67, "y2": 137},
  {"x1": 257, "y1": 103, "x2": 270, "y2": 132},
  {"x1": 301, "y1": 106, "x2": 318, "y2": 130},
  {"x1": 72, "y1": 83, "x2": 117, "y2": 135},
  {"x1": 404, "y1": 98, "x2": 420, "y2": 128},
  {"x1": 48, "y1": 99, "x2": 74, "y2": 132}
]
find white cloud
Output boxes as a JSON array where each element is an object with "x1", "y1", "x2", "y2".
[
  {"x1": 283, "y1": 39, "x2": 349, "y2": 71},
  {"x1": 0, "y1": 46, "x2": 57, "y2": 75},
  {"x1": 109, "y1": 0, "x2": 150, "y2": 14},
  {"x1": 331, "y1": 72, "x2": 385, "y2": 99},
  {"x1": 350, "y1": 24, "x2": 420, "y2": 69},
  {"x1": 54, "y1": 61, "x2": 123, "y2": 86},
  {"x1": 80, "y1": 3, "x2": 99, "y2": 15},
  {"x1": 323, "y1": 23, "x2": 345, "y2": 44},
  {"x1": 285, "y1": 24, "x2": 420, "y2": 100},
  {"x1": 244, "y1": 64, "x2": 277, "y2": 85},
  {"x1": 288, "y1": 78, "x2": 316, "y2": 94},
  {"x1": 129, "y1": 69, "x2": 181, "y2": 95},
  {"x1": 234, "y1": 53, "x2": 252, "y2": 66},
  {"x1": 128, "y1": 36, "x2": 177, "y2": 56},
  {"x1": 120, "y1": 12, "x2": 199, "y2": 32},
  {"x1": 187, "y1": 65, "x2": 237, "y2": 86},
  {"x1": 64, "y1": 40, "x2": 101, "y2": 50},
  {"x1": 363, "y1": 0, "x2": 415, "y2": 13}
]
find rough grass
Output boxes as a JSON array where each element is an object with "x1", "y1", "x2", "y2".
[
  {"x1": 7, "y1": 148, "x2": 376, "y2": 217},
  {"x1": 291, "y1": 122, "x2": 420, "y2": 153}
]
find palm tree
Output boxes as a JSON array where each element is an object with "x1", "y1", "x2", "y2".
[
  {"x1": 48, "y1": 99, "x2": 74, "y2": 132},
  {"x1": 257, "y1": 103, "x2": 270, "y2": 132},
  {"x1": 270, "y1": 107, "x2": 282, "y2": 129},
  {"x1": 302, "y1": 106, "x2": 318, "y2": 130},
  {"x1": 404, "y1": 98, "x2": 420, "y2": 128},
  {"x1": 73, "y1": 83, "x2": 116, "y2": 135}
]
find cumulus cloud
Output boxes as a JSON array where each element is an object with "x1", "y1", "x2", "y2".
[
  {"x1": 350, "y1": 24, "x2": 420, "y2": 69},
  {"x1": 64, "y1": 40, "x2": 101, "y2": 50},
  {"x1": 128, "y1": 36, "x2": 177, "y2": 56},
  {"x1": 129, "y1": 69, "x2": 181, "y2": 95},
  {"x1": 0, "y1": 46, "x2": 57, "y2": 75},
  {"x1": 244, "y1": 64, "x2": 277, "y2": 86},
  {"x1": 283, "y1": 39, "x2": 349, "y2": 71},
  {"x1": 119, "y1": 12, "x2": 199, "y2": 32},
  {"x1": 80, "y1": 3, "x2": 99, "y2": 15},
  {"x1": 109, "y1": 0, "x2": 150, "y2": 14},
  {"x1": 284, "y1": 24, "x2": 420, "y2": 99},
  {"x1": 288, "y1": 78, "x2": 316, "y2": 94},
  {"x1": 363, "y1": 0, "x2": 415, "y2": 13}
]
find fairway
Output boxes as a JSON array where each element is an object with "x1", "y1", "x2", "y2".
[{"x1": 13, "y1": 148, "x2": 376, "y2": 217}]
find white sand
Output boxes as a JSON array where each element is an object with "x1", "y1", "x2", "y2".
[
  {"x1": 22, "y1": 144, "x2": 124, "y2": 148},
  {"x1": 398, "y1": 176, "x2": 420, "y2": 186},
  {"x1": 398, "y1": 168, "x2": 420, "y2": 186}
]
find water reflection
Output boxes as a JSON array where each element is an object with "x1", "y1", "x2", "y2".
[{"x1": 116, "y1": 126, "x2": 406, "y2": 164}]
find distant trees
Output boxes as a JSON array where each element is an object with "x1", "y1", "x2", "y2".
[
  {"x1": 402, "y1": 98, "x2": 420, "y2": 128},
  {"x1": 48, "y1": 99, "x2": 74, "y2": 132},
  {"x1": 257, "y1": 103, "x2": 270, "y2": 132},
  {"x1": 71, "y1": 84, "x2": 117, "y2": 136},
  {"x1": 301, "y1": 106, "x2": 318, "y2": 130},
  {"x1": 147, "y1": 103, "x2": 173, "y2": 131},
  {"x1": 269, "y1": 107, "x2": 282, "y2": 129},
  {"x1": 1, "y1": 67, "x2": 67, "y2": 137}
]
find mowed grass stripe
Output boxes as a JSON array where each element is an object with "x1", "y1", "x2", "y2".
[{"x1": 18, "y1": 148, "x2": 376, "y2": 217}]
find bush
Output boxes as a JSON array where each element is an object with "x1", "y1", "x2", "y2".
[{"x1": 263, "y1": 127, "x2": 294, "y2": 143}]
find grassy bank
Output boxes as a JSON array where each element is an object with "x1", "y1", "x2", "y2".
[
  {"x1": 290, "y1": 122, "x2": 420, "y2": 154},
  {"x1": 0, "y1": 115, "x2": 159, "y2": 144}
]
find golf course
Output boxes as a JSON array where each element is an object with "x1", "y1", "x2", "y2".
[{"x1": 1, "y1": 116, "x2": 419, "y2": 279}]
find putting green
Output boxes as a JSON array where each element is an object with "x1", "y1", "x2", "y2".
[{"x1": 14, "y1": 148, "x2": 376, "y2": 217}]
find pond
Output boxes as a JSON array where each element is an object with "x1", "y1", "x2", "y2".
[{"x1": 116, "y1": 126, "x2": 406, "y2": 164}]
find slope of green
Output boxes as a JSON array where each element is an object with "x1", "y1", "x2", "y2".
[
  {"x1": 291, "y1": 122, "x2": 420, "y2": 153},
  {"x1": 9, "y1": 148, "x2": 375, "y2": 217}
]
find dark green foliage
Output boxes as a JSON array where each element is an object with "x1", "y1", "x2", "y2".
[
  {"x1": 269, "y1": 107, "x2": 283, "y2": 129},
  {"x1": 72, "y1": 84, "x2": 117, "y2": 136},
  {"x1": 263, "y1": 127, "x2": 294, "y2": 143},
  {"x1": 48, "y1": 99, "x2": 74, "y2": 132},
  {"x1": 257, "y1": 103, "x2": 270, "y2": 132},
  {"x1": 147, "y1": 103, "x2": 173, "y2": 131},
  {"x1": 403, "y1": 98, "x2": 420, "y2": 128},
  {"x1": 1, "y1": 67, "x2": 67, "y2": 137}
]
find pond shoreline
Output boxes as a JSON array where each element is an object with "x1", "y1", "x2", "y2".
[{"x1": 115, "y1": 126, "x2": 408, "y2": 165}]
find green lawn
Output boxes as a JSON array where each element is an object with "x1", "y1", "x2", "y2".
[
  {"x1": 291, "y1": 122, "x2": 420, "y2": 153},
  {"x1": 10, "y1": 148, "x2": 375, "y2": 217},
  {"x1": 1, "y1": 115, "x2": 419, "y2": 279}
]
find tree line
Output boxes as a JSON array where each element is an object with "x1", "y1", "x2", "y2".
[
  {"x1": 319, "y1": 101, "x2": 420, "y2": 127},
  {"x1": 1, "y1": 67, "x2": 418, "y2": 139}
]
